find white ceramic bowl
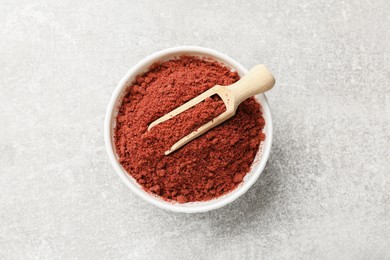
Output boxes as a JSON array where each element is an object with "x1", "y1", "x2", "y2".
[{"x1": 105, "y1": 46, "x2": 273, "y2": 213}]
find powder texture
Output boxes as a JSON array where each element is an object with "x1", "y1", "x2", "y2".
[{"x1": 114, "y1": 56, "x2": 265, "y2": 203}]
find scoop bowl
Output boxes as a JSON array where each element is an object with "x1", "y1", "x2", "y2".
[{"x1": 104, "y1": 46, "x2": 273, "y2": 213}]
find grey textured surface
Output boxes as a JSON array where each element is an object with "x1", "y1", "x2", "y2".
[{"x1": 1, "y1": 0, "x2": 389, "y2": 259}]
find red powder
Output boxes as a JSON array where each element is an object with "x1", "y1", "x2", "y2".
[{"x1": 115, "y1": 56, "x2": 265, "y2": 203}]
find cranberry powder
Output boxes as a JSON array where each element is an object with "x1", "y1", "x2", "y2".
[{"x1": 114, "y1": 56, "x2": 265, "y2": 203}]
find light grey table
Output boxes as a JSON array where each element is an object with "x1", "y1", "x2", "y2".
[{"x1": 1, "y1": 0, "x2": 389, "y2": 259}]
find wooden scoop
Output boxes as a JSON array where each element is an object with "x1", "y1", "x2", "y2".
[{"x1": 148, "y1": 64, "x2": 275, "y2": 155}]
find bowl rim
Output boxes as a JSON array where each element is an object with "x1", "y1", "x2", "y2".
[{"x1": 104, "y1": 46, "x2": 273, "y2": 213}]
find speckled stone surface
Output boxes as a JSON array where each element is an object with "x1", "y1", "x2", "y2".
[{"x1": 1, "y1": 0, "x2": 389, "y2": 259}]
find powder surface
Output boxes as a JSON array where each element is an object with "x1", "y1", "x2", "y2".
[{"x1": 114, "y1": 56, "x2": 265, "y2": 203}]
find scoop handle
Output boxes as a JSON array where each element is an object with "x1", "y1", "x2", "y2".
[{"x1": 227, "y1": 64, "x2": 275, "y2": 104}]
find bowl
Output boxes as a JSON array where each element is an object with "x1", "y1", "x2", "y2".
[{"x1": 104, "y1": 46, "x2": 273, "y2": 213}]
